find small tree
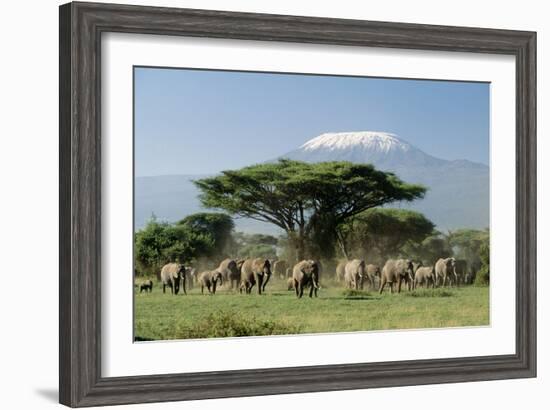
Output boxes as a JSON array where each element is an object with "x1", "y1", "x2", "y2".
[
  {"x1": 230, "y1": 232, "x2": 278, "y2": 260},
  {"x1": 134, "y1": 213, "x2": 233, "y2": 276},
  {"x1": 135, "y1": 218, "x2": 174, "y2": 275},
  {"x1": 177, "y1": 212, "x2": 234, "y2": 257},
  {"x1": 339, "y1": 208, "x2": 435, "y2": 261},
  {"x1": 403, "y1": 232, "x2": 453, "y2": 265}
]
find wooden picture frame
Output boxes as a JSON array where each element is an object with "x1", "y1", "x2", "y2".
[{"x1": 59, "y1": 1, "x2": 536, "y2": 407}]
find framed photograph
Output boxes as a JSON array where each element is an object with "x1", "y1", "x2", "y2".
[{"x1": 59, "y1": 1, "x2": 536, "y2": 407}]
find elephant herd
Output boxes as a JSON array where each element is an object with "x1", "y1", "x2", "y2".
[
  {"x1": 336, "y1": 257, "x2": 472, "y2": 293},
  {"x1": 147, "y1": 258, "x2": 320, "y2": 299},
  {"x1": 137, "y1": 256, "x2": 474, "y2": 299}
]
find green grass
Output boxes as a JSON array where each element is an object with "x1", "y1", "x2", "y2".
[{"x1": 134, "y1": 278, "x2": 489, "y2": 341}]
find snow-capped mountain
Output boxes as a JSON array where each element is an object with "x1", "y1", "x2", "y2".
[
  {"x1": 284, "y1": 131, "x2": 446, "y2": 168},
  {"x1": 301, "y1": 131, "x2": 409, "y2": 152},
  {"x1": 281, "y1": 131, "x2": 489, "y2": 230}
]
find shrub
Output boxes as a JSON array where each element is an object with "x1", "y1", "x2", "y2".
[
  {"x1": 474, "y1": 240, "x2": 490, "y2": 285},
  {"x1": 474, "y1": 265, "x2": 490, "y2": 286},
  {"x1": 174, "y1": 312, "x2": 299, "y2": 339}
]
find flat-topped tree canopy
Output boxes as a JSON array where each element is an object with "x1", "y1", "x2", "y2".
[{"x1": 194, "y1": 159, "x2": 426, "y2": 259}]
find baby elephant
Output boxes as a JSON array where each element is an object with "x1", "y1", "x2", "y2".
[
  {"x1": 414, "y1": 266, "x2": 436, "y2": 288},
  {"x1": 199, "y1": 270, "x2": 223, "y2": 295},
  {"x1": 139, "y1": 279, "x2": 153, "y2": 293}
]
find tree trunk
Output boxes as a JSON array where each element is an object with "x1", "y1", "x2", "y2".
[
  {"x1": 288, "y1": 231, "x2": 306, "y2": 262},
  {"x1": 296, "y1": 235, "x2": 306, "y2": 261},
  {"x1": 336, "y1": 229, "x2": 349, "y2": 260}
]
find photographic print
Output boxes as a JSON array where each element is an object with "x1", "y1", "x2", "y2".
[{"x1": 133, "y1": 67, "x2": 490, "y2": 342}]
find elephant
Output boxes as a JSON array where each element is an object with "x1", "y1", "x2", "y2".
[
  {"x1": 361, "y1": 264, "x2": 381, "y2": 290},
  {"x1": 435, "y1": 257, "x2": 458, "y2": 287},
  {"x1": 292, "y1": 260, "x2": 320, "y2": 298},
  {"x1": 240, "y1": 258, "x2": 272, "y2": 295},
  {"x1": 216, "y1": 259, "x2": 240, "y2": 289},
  {"x1": 379, "y1": 259, "x2": 414, "y2": 294},
  {"x1": 414, "y1": 266, "x2": 436, "y2": 288},
  {"x1": 139, "y1": 279, "x2": 153, "y2": 293},
  {"x1": 454, "y1": 259, "x2": 468, "y2": 285},
  {"x1": 273, "y1": 260, "x2": 288, "y2": 279},
  {"x1": 335, "y1": 260, "x2": 347, "y2": 282},
  {"x1": 344, "y1": 259, "x2": 365, "y2": 290},
  {"x1": 160, "y1": 263, "x2": 186, "y2": 295},
  {"x1": 198, "y1": 270, "x2": 223, "y2": 294}
]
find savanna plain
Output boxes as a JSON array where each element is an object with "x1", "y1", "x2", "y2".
[{"x1": 134, "y1": 278, "x2": 489, "y2": 341}]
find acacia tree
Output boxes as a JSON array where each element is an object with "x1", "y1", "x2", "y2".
[{"x1": 194, "y1": 160, "x2": 426, "y2": 260}]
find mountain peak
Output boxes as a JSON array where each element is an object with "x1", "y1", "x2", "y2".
[
  {"x1": 299, "y1": 131, "x2": 412, "y2": 153},
  {"x1": 281, "y1": 130, "x2": 445, "y2": 169}
]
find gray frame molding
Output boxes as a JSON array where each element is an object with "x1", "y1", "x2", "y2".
[{"x1": 59, "y1": 1, "x2": 536, "y2": 407}]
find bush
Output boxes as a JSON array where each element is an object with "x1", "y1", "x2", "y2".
[
  {"x1": 474, "y1": 240, "x2": 490, "y2": 285},
  {"x1": 474, "y1": 265, "x2": 490, "y2": 286},
  {"x1": 174, "y1": 312, "x2": 299, "y2": 339}
]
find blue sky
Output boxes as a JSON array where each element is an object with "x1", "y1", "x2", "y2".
[{"x1": 134, "y1": 67, "x2": 489, "y2": 177}]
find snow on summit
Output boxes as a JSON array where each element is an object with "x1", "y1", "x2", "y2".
[{"x1": 300, "y1": 131, "x2": 412, "y2": 153}]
